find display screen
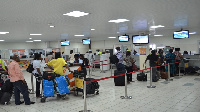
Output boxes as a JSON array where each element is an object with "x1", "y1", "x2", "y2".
[
  {"x1": 61, "y1": 41, "x2": 70, "y2": 46},
  {"x1": 132, "y1": 35, "x2": 149, "y2": 44},
  {"x1": 82, "y1": 39, "x2": 90, "y2": 45},
  {"x1": 173, "y1": 30, "x2": 189, "y2": 39},
  {"x1": 119, "y1": 35, "x2": 129, "y2": 42}
]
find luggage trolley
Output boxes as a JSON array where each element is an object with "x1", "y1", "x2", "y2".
[
  {"x1": 40, "y1": 71, "x2": 70, "y2": 103},
  {"x1": 73, "y1": 70, "x2": 99, "y2": 99}
]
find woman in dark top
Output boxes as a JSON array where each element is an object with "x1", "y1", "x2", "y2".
[{"x1": 79, "y1": 54, "x2": 89, "y2": 78}]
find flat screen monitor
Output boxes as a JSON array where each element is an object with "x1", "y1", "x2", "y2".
[
  {"x1": 61, "y1": 41, "x2": 70, "y2": 46},
  {"x1": 132, "y1": 35, "x2": 149, "y2": 44},
  {"x1": 82, "y1": 39, "x2": 91, "y2": 45},
  {"x1": 119, "y1": 35, "x2": 129, "y2": 42},
  {"x1": 173, "y1": 30, "x2": 189, "y2": 39}
]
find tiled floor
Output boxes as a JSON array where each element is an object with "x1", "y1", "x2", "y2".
[{"x1": 1, "y1": 67, "x2": 200, "y2": 112}]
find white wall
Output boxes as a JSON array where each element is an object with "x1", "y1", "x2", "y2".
[{"x1": 0, "y1": 34, "x2": 199, "y2": 55}]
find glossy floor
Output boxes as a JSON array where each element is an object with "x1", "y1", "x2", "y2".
[{"x1": 1, "y1": 67, "x2": 200, "y2": 112}]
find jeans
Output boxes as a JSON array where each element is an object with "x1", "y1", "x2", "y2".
[
  {"x1": 125, "y1": 66, "x2": 133, "y2": 81},
  {"x1": 13, "y1": 80, "x2": 30, "y2": 105}
]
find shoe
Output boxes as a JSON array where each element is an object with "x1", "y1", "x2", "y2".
[
  {"x1": 25, "y1": 102, "x2": 35, "y2": 105},
  {"x1": 16, "y1": 101, "x2": 24, "y2": 105}
]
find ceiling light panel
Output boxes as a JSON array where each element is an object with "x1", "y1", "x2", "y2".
[
  {"x1": 30, "y1": 34, "x2": 42, "y2": 35},
  {"x1": 26, "y1": 41, "x2": 33, "y2": 42},
  {"x1": 50, "y1": 26, "x2": 55, "y2": 28},
  {"x1": 74, "y1": 35, "x2": 84, "y2": 36},
  {"x1": 33, "y1": 40, "x2": 41, "y2": 41},
  {"x1": 63, "y1": 11, "x2": 89, "y2": 17},
  {"x1": 108, "y1": 37, "x2": 116, "y2": 38},
  {"x1": 108, "y1": 19, "x2": 130, "y2": 23},
  {"x1": 150, "y1": 25, "x2": 165, "y2": 29},
  {"x1": 154, "y1": 35, "x2": 163, "y2": 36},
  {"x1": 0, "y1": 32, "x2": 9, "y2": 34},
  {"x1": 91, "y1": 29, "x2": 95, "y2": 31},
  {"x1": 0, "y1": 40, "x2": 5, "y2": 41},
  {"x1": 189, "y1": 32, "x2": 196, "y2": 34},
  {"x1": 29, "y1": 38, "x2": 32, "y2": 39}
]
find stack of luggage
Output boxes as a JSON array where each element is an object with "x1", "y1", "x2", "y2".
[{"x1": 41, "y1": 72, "x2": 70, "y2": 103}]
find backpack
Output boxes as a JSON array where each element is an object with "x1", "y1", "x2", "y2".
[
  {"x1": 26, "y1": 63, "x2": 34, "y2": 73},
  {"x1": 109, "y1": 55, "x2": 119, "y2": 64}
]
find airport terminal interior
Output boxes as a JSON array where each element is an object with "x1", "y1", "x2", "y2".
[{"x1": 0, "y1": 0, "x2": 200, "y2": 112}]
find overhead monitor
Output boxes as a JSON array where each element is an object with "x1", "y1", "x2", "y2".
[
  {"x1": 132, "y1": 35, "x2": 149, "y2": 44},
  {"x1": 173, "y1": 30, "x2": 189, "y2": 39}
]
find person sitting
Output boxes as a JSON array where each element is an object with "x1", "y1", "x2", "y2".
[{"x1": 8, "y1": 55, "x2": 35, "y2": 105}]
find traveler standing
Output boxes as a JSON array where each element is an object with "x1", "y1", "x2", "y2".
[
  {"x1": 32, "y1": 53, "x2": 43, "y2": 98},
  {"x1": 47, "y1": 52, "x2": 72, "y2": 75},
  {"x1": 115, "y1": 47, "x2": 125, "y2": 71},
  {"x1": 165, "y1": 49, "x2": 176, "y2": 77},
  {"x1": 124, "y1": 51, "x2": 134, "y2": 83},
  {"x1": 145, "y1": 50, "x2": 160, "y2": 82},
  {"x1": 8, "y1": 55, "x2": 35, "y2": 105}
]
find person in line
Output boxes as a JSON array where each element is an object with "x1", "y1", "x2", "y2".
[
  {"x1": 47, "y1": 52, "x2": 72, "y2": 75},
  {"x1": 165, "y1": 49, "x2": 176, "y2": 77},
  {"x1": 124, "y1": 51, "x2": 134, "y2": 83},
  {"x1": 174, "y1": 49, "x2": 183, "y2": 75},
  {"x1": 158, "y1": 49, "x2": 165, "y2": 72},
  {"x1": 32, "y1": 53, "x2": 43, "y2": 98},
  {"x1": 116, "y1": 47, "x2": 125, "y2": 71},
  {"x1": 0, "y1": 55, "x2": 8, "y2": 74},
  {"x1": 145, "y1": 50, "x2": 160, "y2": 82},
  {"x1": 8, "y1": 55, "x2": 35, "y2": 105},
  {"x1": 62, "y1": 52, "x2": 65, "y2": 59},
  {"x1": 47, "y1": 51, "x2": 53, "y2": 62}
]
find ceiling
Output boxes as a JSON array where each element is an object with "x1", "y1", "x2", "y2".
[{"x1": 0, "y1": 0, "x2": 200, "y2": 43}]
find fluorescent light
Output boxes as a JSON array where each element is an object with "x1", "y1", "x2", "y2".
[
  {"x1": 0, "y1": 40, "x2": 5, "y2": 41},
  {"x1": 91, "y1": 29, "x2": 95, "y2": 31},
  {"x1": 26, "y1": 41, "x2": 33, "y2": 42},
  {"x1": 108, "y1": 37, "x2": 116, "y2": 38},
  {"x1": 189, "y1": 32, "x2": 196, "y2": 34},
  {"x1": 63, "y1": 11, "x2": 89, "y2": 17},
  {"x1": 29, "y1": 38, "x2": 32, "y2": 39},
  {"x1": 74, "y1": 35, "x2": 84, "y2": 36},
  {"x1": 33, "y1": 40, "x2": 41, "y2": 41},
  {"x1": 117, "y1": 32, "x2": 120, "y2": 33},
  {"x1": 154, "y1": 35, "x2": 163, "y2": 36},
  {"x1": 0, "y1": 32, "x2": 9, "y2": 34},
  {"x1": 30, "y1": 34, "x2": 42, "y2": 35},
  {"x1": 50, "y1": 26, "x2": 55, "y2": 28},
  {"x1": 108, "y1": 19, "x2": 129, "y2": 23},
  {"x1": 150, "y1": 25, "x2": 165, "y2": 29}
]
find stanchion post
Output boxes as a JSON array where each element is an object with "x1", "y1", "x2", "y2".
[
  {"x1": 147, "y1": 67, "x2": 156, "y2": 88},
  {"x1": 167, "y1": 63, "x2": 173, "y2": 81},
  {"x1": 111, "y1": 64, "x2": 113, "y2": 76},
  {"x1": 120, "y1": 72, "x2": 132, "y2": 99},
  {"x1": 29, "y1": 73, "x2": 35, "y2": 94},
  {"x1": 80, "y1": 78, "x2": 92, "y2": 112}
]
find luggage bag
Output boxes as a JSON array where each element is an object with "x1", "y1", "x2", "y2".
[
  {"x1": 114, "y1": 70, "x2": 126, "y2": 86},
  {"x1": 161, "y1": 72, "x2": 168, "y2": 79},
  {"x1": 137, "y1": 72, "x2": 147, "y2": 81}
]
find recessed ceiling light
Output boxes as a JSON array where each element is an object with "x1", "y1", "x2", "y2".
[
  {"x1": 0, "y1": 40, "x2": 5, "y2": 41},
  {"x1": 154, "y1": 35, "x2": 163, "y2": 36},
  {"x1": 74, "y1": 35, "x2": 84, "y2": 36},
  {"x1": 50, "y1": 26, "x2": 55, "y2": 28},
  {"x1": 91, "y1": 29, "x2": 95, "y2": 31},
  {"x1": 150, "y1": 25, "x2": 165, "y2": 28},
  {"x1": 189, "y1": 32, "x2": 196, "y2": 34},
  {"x1": 26, "y1": 41, "x2": 33, "y2": 42},
  {"x1": 33, "y1": 40, "x2": 41, "y2": 41},
  {"x1": 117, "y1": 32, "x2": 120, "y2": 33},
  {"x1": 63, "y1": 11, "x2": 89, "y2": 17},
  {"x1": 0, "y1": 32, "x2": 9, "y2": 34},
  {"x1": 29, "y1": 38, "x2": 32, "y2": 39},
  {"x1": 108, "y1": 37, "x2": 116, "y2": 38},
  {"x1": 108, "y1": 19, "x2": 129, "y2": 23},
  {"x1": 30, "y1": 34, "x2": 42, "y2": 35}
]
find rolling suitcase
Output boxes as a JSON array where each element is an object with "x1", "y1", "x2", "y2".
[
  {"x1": 161, "y1": 72, "x2": 168, "y2": 79},
  {"x1": 114, "y1": 70, "x2": 126, "y2": 86},
  {"x1": 137, "y1": 72, "x2": 147, "y2": 81}
]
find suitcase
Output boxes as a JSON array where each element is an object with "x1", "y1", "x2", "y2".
[
  {"x1": 55, "y1": 76, "x2": 70, "y2": 95},
  {"x1": 137, "y1": 72, "x2": 147, "y2": 81},
  {"x1": 114, "y1": 70, "x2": 126, "y2": 86},
  {"x1": 84, "y1": 78, "x2": 99, "y2": 94},
  {"x1": 0, "y1": 92, "x2": 12, "y2": 105},
  {"x1": 161, "y1": 72, "x2": 168, "y2": 79}
]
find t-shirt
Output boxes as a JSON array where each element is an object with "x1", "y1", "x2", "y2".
[
  {"x1": 146, "y1": 54, "x2": 159, "y2": 67},
  {"x1": 47, "y1": 58, "x2": 67, "y2": 75},
  {"x1": 32, "y1": 60, "x2": 43, "y2": 74}
]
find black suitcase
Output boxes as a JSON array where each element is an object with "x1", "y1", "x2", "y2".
[
  {"x1": 114, "y1": 70, "x2": 126, "y2": 86},
  {"x1": 137, "y1": 72, "x2": 147, "y2": 81},
  {"x1": 84, "y1": 78, "x2": 99, "y2": 94},
  {"x1": 0, "y1": 92, "x2": 12, "y2": 105}
]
